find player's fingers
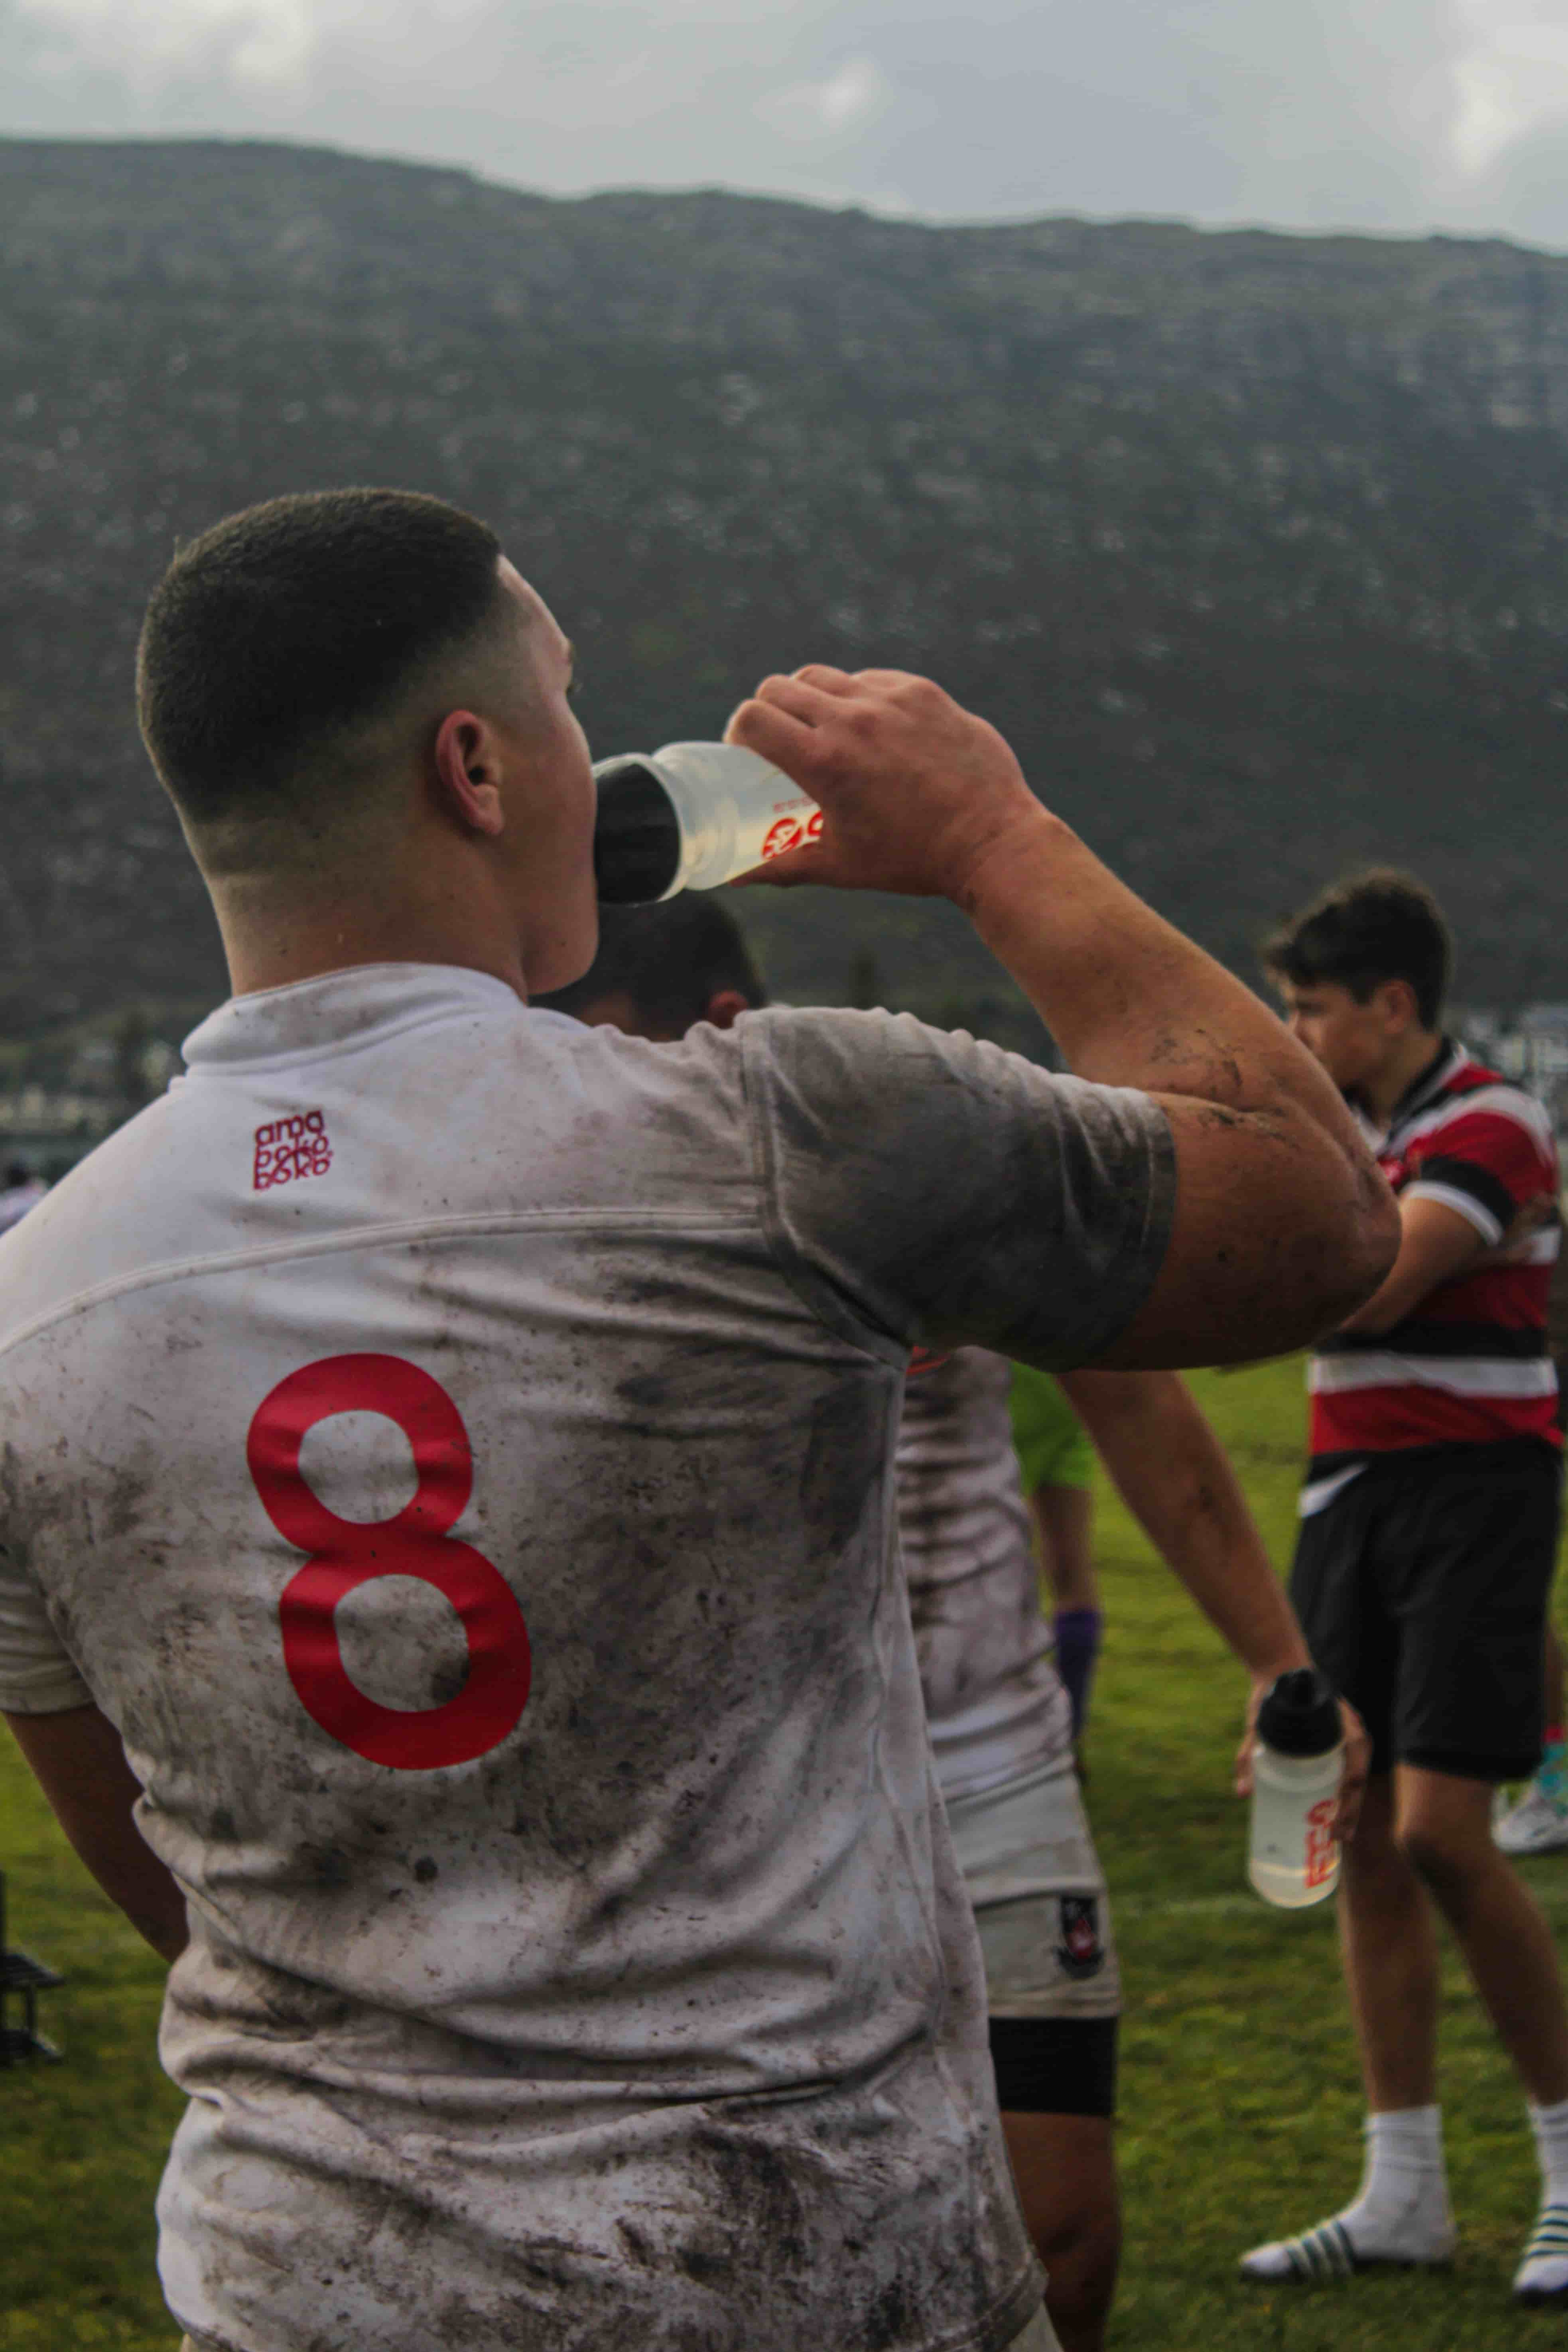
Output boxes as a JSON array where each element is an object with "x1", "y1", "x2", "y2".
[
  {"x1": 724, "y1": 695, "x2": 821, "y2": 772},
  {"x1": 790, "y1": 664, "x2": 857, "y2": 695},
  {"x1": 750, "y1": 673, "x2": 853, "y2": 728},
  {"x1": 849, "y1": 667, "x2": 943, "y2": 695},
  {"x1": 1236, "y1": 1678, "x2": 1264, "y2": 1799},
  {"x1": 1332, "y1": 1700, "x2": 1370, "y2": 1843},
  {"x1": 730, "y1": 839, "x2": 835, "y2": 892},
  {"x1": 1233, "y1": 1731, "x2": 1255, "y2": 1799}
]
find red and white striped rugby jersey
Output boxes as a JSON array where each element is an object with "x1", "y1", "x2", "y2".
[{"x1": 1305, "y1": 1041, "x2": 1561, "y2": 1507}]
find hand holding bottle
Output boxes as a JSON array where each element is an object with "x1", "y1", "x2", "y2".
[
  {"x1": 1235, "y1": 1671, "x2": 1368, "y2": 1846},
  {"x1": 723, "y1": 665, "x2": 1048, "y2": 905}
]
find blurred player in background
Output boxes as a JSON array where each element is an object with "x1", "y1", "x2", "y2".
[
  {"x1": 1495, "y1": 1236, "x2": 1568, "y2": 1855},
  {"x1": 1244, "y1": 870, "x2": 1568, "y2": 2305},
  {"x1": 1497, "y1": 1625, "x2": 1568, "y2": 1854},
  {"x1": 1009, "y1": 1369, "x2": 1101, "y2": 1741},
  {"x1": 0, "y1": 1158, "x2": 47, "y2": 1233},
  {"x1": 549, "y1": 902, "x2": 1369, "y2": 2352}
]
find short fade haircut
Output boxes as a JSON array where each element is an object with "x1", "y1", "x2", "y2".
[
  {"x1": 137, "y1": 488, "x2": 507, "y2": 825},
  {"x1": 1263, "y1": 868, "x2": 1453, "y2": 1030},
  {"x1": 538, "y1": 900, "x2": 767, "y2": 1033}
]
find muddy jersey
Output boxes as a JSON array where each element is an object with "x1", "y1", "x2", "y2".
[
  {"x1": 0, "y1": 965, "x2": 1172, "y2": 2352},
  {"x1": 898, "y1": 1349, "x2": 1075, "y2": 1806}
]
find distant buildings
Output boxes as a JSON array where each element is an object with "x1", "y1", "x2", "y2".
[
  {"x1": 0, "y1": 1032, "x2": 182, "y2": 1176},
  {"x1": 1456, "y1": 1006, "x2": 1568, "y2": 1137}
]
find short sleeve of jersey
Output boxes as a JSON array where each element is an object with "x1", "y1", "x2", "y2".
[
  {"x1": 1403, "y1": 1090, "x2": 1558, "y2": 1246},
  {"x1": 0, "y1": 1537, "x2": 91, "y2": 1715},
  {"x1": 741, "y1": 1007, "x2": 1176, "y2": 1366}
]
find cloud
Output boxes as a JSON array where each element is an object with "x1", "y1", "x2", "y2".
[
  {"x1": 6, "y1": 0, "x2": 1568, "y2": 240},
  {"x1": 756, "y1": 54, "x2": 891, "y2": 142},
  {"x1": 1448, "y1": 2, "x2": 1568, "y2": 179},
  {"x1": 14, "y1": 0, "x2": 320, "y2": 89}
]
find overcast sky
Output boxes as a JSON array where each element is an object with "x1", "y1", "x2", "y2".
[{"x1": 7, "y1": 0, "x2": 1568, "y2": 242}]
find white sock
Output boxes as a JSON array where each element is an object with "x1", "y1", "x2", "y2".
[
  {"x1": 1339, "y1": 2107, "x2": 1453, "y2": 2256},
  {"x1": 1517, "y1": 2098, "x2": 1568, "y2": 2297},
  {"x1": 1531, "y1": 2096, "x2": 1568, "y2": 2208},
  {"x1": 1239, "y1": 2106, "x2": 1455, "y2": 2279}
]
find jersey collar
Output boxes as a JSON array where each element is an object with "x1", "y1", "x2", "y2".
[
  {"x1": 1387, "y1": 1035, "x2": 1464, "y2": 1127},
  {"x1": 181, "y1": 962, "x2": 530, "y2": 1072},
  {"x1": 1357, "y1": 1034, "x2": 1466, "y2": 1153}
]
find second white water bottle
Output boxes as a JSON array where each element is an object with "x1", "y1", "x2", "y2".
[
  {"x1": 593, "y1": 742, "x2": 821, "y2": 904},
  {"x1": 1247, "y1": 1668, "x2": 1343, "y2": 1910}
]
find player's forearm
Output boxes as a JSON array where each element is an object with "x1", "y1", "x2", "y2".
[
  {"x1": 1334, "y1": 1196, "x2": 1489, "y2": 1338},
  {"x1": 959, "y1": 808, "x2": 1361, "y2": 1145},
  {"x1": 961, "y1": 810, "x2": 1398, "y2": 1350},
  {"x1": 1060, "y1": 1370, "x2": 1309, "y2": 1681}
]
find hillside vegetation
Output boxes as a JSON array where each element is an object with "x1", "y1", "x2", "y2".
[{"x1": 6, "y1": 139, "x2": 1568, "y2": 1034}]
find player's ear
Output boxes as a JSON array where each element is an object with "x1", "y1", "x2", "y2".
[
  {"x1": 704, "y1": 990, "x2": 751, "y2": 1033},
  {"x1": 1377, "y1": 977, "x2": 1421, "y2": 1033},
  {"x1": 432, "y1": 710, "x2": 505, "y2": 838}
]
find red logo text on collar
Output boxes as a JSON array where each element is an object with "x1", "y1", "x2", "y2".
[{"x1": 254, "y1": 1109, "x2": 333, "y2": 1191}]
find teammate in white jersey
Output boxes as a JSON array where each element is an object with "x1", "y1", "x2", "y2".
[
  {"x1": 549, "y1": 908, "x2": 1367, "y2": 2352},
  {"x1": 0, "y1": 489, "x2": 1395, "y2": 2352}
]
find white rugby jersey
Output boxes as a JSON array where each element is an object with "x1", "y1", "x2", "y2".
[
  {"x1": 897, "y1": 1349, "x2": 1075, "y2": 1807},
  {"x1": 0, "y1": 963, "x2": 1173, "y2": 2352}
]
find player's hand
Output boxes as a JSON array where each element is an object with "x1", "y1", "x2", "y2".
[
  {"x1": 1235, "y1": 1680, "x2": 1369, "y2": 1844},
  {"x1": 1474, "y1": 1190, "x2": 1558, "y2": 1269},
  {"x1": 723, "y1": 665, "x2": 1046, "y2": 901}
]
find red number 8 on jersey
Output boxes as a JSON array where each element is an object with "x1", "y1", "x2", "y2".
[{"x1": 247, "y1": 1354, "x2": 531, "y2": 1770}]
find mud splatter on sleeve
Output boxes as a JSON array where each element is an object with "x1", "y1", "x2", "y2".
[{"x1": 742, "y1": 1008, "x2": 1176, "y2": 1368}]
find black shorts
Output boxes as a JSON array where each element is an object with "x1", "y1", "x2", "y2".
[
  {"x1": 989, "y1": 2014, "x2": 1117, "y2": 2118},
  {"x1": 1289, "y1": 1440, "x2": 1562, "y2": 1781}
]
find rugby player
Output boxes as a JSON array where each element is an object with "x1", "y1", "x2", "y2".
[
  {"x1": 548, "y1": 904, "x2": 1367, "y2": 2352},
  {"x1": 1496, "y1": 1625, "x2": 1568, "y2": 1854},
  {"x1": 1242, "y1": 870, "x2": 1568, "y2": 2304},
  {"x1": 0, "y1": 489, "x2": 1395, "y2": 2352},
  {"x1": 1495, "y1": 1235, "x2": 1568, "y2": 1855}
]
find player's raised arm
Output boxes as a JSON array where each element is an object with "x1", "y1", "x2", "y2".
[{"x1": 728, "y1": 667, "x2": 1398, "y2": 1365}]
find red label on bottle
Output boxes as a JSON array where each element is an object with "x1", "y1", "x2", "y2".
[
  {"x1": 760, "y1": 808, "x2": 824, "y2": 861},
  {"x1": 1304, "y1": 1795, "x2": 1338, "y2": 1887}
]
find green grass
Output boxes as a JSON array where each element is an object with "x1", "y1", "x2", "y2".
[
  {"x1": 2, "y1": 1355, "x2": 1566, "y2": 2348},
  {"x1": 1093, "y1": 1359, "x2": 1568, "y2": 2351}
]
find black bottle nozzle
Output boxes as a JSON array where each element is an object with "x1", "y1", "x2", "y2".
[
  {"x1": 1256, "y1": 1667, "x2": 1341, "y2": 1759},
  {"x1": 593, "y1": 756, "x2": 683, "y2": 906}
]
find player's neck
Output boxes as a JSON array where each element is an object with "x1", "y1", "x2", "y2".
[
  {"x1": 1361, "y1": 1026, "x2": 1446, "y2": 1127},
  {"x1": 208, "y1": 859, "x2": 530, "y2": 1005}
]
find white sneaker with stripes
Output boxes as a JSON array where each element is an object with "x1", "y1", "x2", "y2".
[
  {"x1": 1239, "y1": 2210, "x2": 1456, "y2": 2283},
  {"x1": 1515, "y1": 2205, "x2": 1568, "y2": 2301},
  {"x1": 1495, "y1": 1777, "x2": 1568, "y2": 1857}
]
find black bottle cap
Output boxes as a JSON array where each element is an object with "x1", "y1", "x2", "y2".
[
  {"x1": 593, "y1": 757, "x2": 682, "y2": 906},
  {"x1": 1256, "y1": 1667, "x2": 1341, "y2": 1758}
]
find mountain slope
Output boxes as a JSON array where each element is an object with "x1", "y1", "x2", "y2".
[{"x1": 4, "y1": 137, "x2": 1568, "y2": 1032}]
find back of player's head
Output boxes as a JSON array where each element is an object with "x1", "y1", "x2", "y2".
[
  {"x1": 1263, "y1": 868, "x2": 1452, "y2": 1029},
  {"x1": 538, "y1": 899, "x2": 767, "y2": 1036},
  {"x1": 137, "y1": 488, "x2": 516, "y2": 849}
]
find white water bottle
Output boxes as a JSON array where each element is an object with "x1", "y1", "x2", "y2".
[
  {"x1": 592, "y1": 742, "x2": 821, "y2": 904},
  {"x1": 1248, "y1": 1668, "x2": 1343, "y2": 1910}
]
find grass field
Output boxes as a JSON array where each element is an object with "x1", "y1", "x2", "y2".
[{"x1": 4, "y1": 1355, "x2": 1568, "y2": 2349}]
